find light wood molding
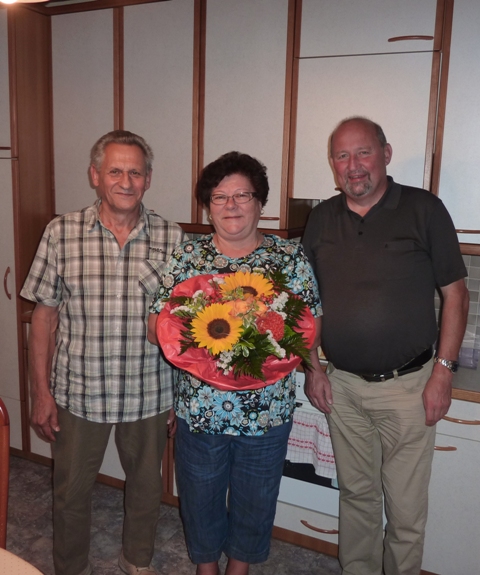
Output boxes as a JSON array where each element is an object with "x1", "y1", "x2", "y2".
[
  {"x1": 427, "y1": 0, "x2": 454, "y2": 195},
  {"x1": 192, "y1": 0, "x2": 205, "y2": 224},
  {"x1": 113, "y1": 7, "x2": 124, "y2": 130}
]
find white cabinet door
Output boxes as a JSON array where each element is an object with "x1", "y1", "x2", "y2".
[
  {"x1": 0, "y1": 7, "x2": 11, "y2": 156},
  {"x1": 52, "y1": 10, "x2": 114, "y2": 214},
  {"x1": 0, "y1": 159, "x2": 21, "y2": 449},
  {"x1": 423, "y1": 399, "x2": 480, "y2": 574},
  {"x1": 300, "y1": 0, "x2": 437, "y2": 57},
  {"x1": 203, "y1": 0, "x2": 288, "y2": 229},
  {"x1": 437, "y1": 0, "x2": 480, "y2": 244},
  {"x1": 123, "y1": 0, "x2": 194, "y2": 225},
  {"x1": 422, "y1": 429, "x2": 480, "y2": 574},
  {"x1": 293, "y1": 53, "x2": 433, "y2": 200}
]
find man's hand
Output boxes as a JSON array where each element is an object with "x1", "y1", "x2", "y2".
[
  {"x1": 422, "y1": 365, "x2": 452, "y2": 426},
  {"x1": 31, "y1": 391, "x2": 60, "y2": 442},
  {"x1": 305, "y1": 368, "x2": 333, "y2": 414}
]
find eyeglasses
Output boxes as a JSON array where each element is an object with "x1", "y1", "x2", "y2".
[{"x1": 210, "y1": 191, "x2": 256, "y2": 205}]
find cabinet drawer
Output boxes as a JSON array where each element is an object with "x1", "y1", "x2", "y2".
[
  {"x1": 436, "y1": 399, "x2": 480, "y2": 442},
  {"x1": 275, "y1": 500, "x2": 339, "y2": 544}
]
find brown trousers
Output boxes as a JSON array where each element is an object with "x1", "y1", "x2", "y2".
[{"x1": 52, "y1": 407, "x2": 169, "y2": 575}]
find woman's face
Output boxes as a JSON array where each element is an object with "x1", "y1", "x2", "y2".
[{"x1": 209, "y1": 173, "x2": 263, "y2": 243}]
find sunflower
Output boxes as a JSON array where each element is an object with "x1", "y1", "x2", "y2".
[
  {"x1": 191, "y1": 303, "x2": 243, "y2": 355},
  {"x1": 220, "y1": 271, "x2": 275, "y2": 299}
]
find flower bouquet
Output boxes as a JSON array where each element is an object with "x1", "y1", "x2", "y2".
[{"x1": 156, "y1": 270, "x2": 316, "y2": 391}]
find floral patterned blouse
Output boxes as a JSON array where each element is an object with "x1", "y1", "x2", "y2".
[{"x1": 150, "y1": 234, "x2": 321, "y2": 436}]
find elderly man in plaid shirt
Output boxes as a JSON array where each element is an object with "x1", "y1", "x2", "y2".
[{"x1": 21, "y1": 130, "x2": 185, "y2": 575}]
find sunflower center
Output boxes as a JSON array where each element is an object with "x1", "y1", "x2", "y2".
[
  {"x1": 207, "y1": 319, "x2": 231, "y2": 340},
  {"x1": 242, "y1": 286, "x2": 258, "y2": 296}
]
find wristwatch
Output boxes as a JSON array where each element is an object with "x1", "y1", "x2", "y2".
[{"x1": 434, "y1": 356, "x2": 459, "y2": 373}]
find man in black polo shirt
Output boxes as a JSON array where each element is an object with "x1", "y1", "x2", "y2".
[{"x1": 302, "y1": 117, "x2": 469, "y2": 575}]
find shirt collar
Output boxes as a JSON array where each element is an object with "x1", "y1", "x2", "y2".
[
  {"x1": 336, "y1": 176, "x2": 400, "y2": 216},
  {"x1": 87, "y1": 200, "x2": 149, "y2": 235}
]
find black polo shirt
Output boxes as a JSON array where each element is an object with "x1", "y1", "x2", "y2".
[{"x1": 302, "y1": 178, "x2": 467, "y2": 374}]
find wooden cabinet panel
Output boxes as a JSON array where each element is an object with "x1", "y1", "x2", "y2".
[
  {"x1": 0, "y1": 8, "x2": 10, "y2": 155},
  {"x1": 203, "y1": 0, "x2": 289, "y2": 229},
  {"x1": 300, "y1": 0, "x2": 437, "y2": 57},
  {"x1": 293, "y1": 53, "x2": 433, "y2": 200},
  {"x1": 52, "y1": 10, "x2": 114, "y2": 215},
  {"x1": 438, "y1": 0, "x2": 480, "y2": 244},
  {"x1": 123, "y1": 0, "x2": 194, "y2": 225}
]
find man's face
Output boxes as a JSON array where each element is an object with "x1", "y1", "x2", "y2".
[
  {"x1": 90, "y1": 143, "x2": 151, "y2": 218},
  {"x1": 329, "y1": 120, "x2": 392, "y2": 205}
]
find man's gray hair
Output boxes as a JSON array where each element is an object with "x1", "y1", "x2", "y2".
[
  {"x1": 329, "y1": 116, "x2": 387, "y2": 157},
  {"x1": 90, "y1": 130, "x2": 154, "y2": 172}
]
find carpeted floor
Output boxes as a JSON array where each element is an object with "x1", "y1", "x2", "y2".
[{"x1": 6, "y1": 456, "x2": 341, "y2": 575}]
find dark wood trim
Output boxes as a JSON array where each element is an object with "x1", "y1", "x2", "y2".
[
  {"x1": 27, "y1": 0, "x2": 172, "y2": 17},
  {"x1": 460, "y1": 243, "x2": 480, "y2": 256},
  {"x1": 279, "y1": 0, "x2": 300, "y2": 229},
  {"x1": 423, "y1": 0, "x2": 447, "y2": 193},
  {"x1": 7, "y1": 10, "x2": 17, "y2": 160},
  {"x1": 177, "y1": 222, "x2": 305, "y2": 240},
  {"x1": 113, "y1": 7, "x2": 124, "y2": 130},
  {"x1": 429, "y1": 0, "x2": 454, "y2": 196},
  {"x1": 192, "y1": 0, "x2": 206, "y2": 224},
  {"x1": 286, "y1": 0, "x2": 302, "y2": 208}
]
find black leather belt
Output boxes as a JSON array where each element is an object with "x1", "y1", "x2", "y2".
[{"x1": 356, "y1": 347, "x2": 433, "y2": 382}]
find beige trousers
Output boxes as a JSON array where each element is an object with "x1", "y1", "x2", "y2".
[
  {"x1": 326, "y1": 360, "x2": 436, "y2": 575},
  {"x1": 52, "y1": 407, "x2": 169, "y2": 575}
]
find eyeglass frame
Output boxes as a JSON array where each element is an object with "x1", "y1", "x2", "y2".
[{"x1": 209, "y1": 190, "x2": 257, "y2": 205}]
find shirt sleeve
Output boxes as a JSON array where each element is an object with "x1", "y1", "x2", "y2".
[
  {"x1": 288, "y1": 242, "x2": 322, "y2": 318},
  {"x1": 428, "y1": 200, "x2": 467, "y2": 287},
  {"x1": 20, "y1": 224, "x2": 62, "y2": 307}
]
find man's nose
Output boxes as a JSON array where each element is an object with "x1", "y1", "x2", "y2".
[
  {"x1": 119, "y1": 171, "x2": 132, "y2": 188},
  {"x1": 347, "y1": 155, "x2": 359, "y2": 170}
]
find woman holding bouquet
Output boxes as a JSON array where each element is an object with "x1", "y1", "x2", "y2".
[{"x1": 148, "y1": 152, "x2": 323, "y2": 575}]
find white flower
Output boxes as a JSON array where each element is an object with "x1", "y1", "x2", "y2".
[
  {"x1": 266, "y1": 331, "x2": 286, "y2": 358},
  {"x1": 171, "y1": 305, "x2": 192, "y2": 315},
  {"x1": 270, "y1": 291, "x2": 289, "y2": 312}
]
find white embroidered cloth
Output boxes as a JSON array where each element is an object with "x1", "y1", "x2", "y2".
[{"x1": 286, "y1": 408, "x2": 337, "y2": 478}]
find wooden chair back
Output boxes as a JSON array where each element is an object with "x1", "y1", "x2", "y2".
[{"x1": 0, "y1": 397, "x2": 10, "y2": 548}]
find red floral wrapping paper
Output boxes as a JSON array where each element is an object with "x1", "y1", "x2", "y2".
[{"x1": 156, "y1": 274, "x2": 316, "y2": 391}]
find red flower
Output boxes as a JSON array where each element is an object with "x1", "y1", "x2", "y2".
[{"x1": 256, "y1": 311, "x2": 285, "y2": 341}]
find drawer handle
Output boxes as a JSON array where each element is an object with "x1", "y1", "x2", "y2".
[
  {"x1": 388, "y1": 35, "x2": 434, "y2": 42},
  {"x1": 259, "y1": 216, "x2": 280, "y2": 221},
  {"x1": 300, "y1": 519, "x2": 339, "y2": 535},
  {"x1": 4, "y1": 266, "x2": 11, "y2": 300},
  {"x1": 442, "y1": 415, "x2": 480, "y2": 425},
  {"x1": 434, "y1": 445, "x2": 457, "y2": 451}
]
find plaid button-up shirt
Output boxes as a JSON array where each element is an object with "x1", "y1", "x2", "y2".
[{"x1": 21, "y1": 201, "x2": 185, "y2": 423}]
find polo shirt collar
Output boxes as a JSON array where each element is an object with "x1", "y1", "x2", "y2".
[{"x1": 336, "y1": 176, "x2": 401, "y2": 216}]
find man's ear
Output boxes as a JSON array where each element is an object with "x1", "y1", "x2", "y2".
[
  {"x1": 384, "y1": 143, "x2": 393, "y2": 167},
  {"x1": 145, "y1": 169, "x2": 152, "y2": 191},
  {"x1": 90, "y1": 164, "x2": 100, "y2": 187}
]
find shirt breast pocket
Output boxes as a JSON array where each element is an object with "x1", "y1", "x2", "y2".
[
  {"x1": 139, "y1": 258, "x2": 167, "y2": 295},
  {"x1": 372, "y1": 239, "x2": 417, "y2": 280}
]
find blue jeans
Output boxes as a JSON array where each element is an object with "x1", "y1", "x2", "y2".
[{"x1": 175, "y1": 417, "x2": 293, "y2": 564}]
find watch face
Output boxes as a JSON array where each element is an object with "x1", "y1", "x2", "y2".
[{"x1": 451, "y1": 361, "x2": 459, "y2": 373}]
